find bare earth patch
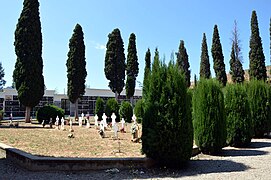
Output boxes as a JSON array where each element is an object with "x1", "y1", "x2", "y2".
[{"x1": 0, "y1": 119, "x2": 143, "y2": 158}]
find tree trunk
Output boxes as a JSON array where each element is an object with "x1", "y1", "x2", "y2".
[
  {"x1": 74, "y1": 99, "x2": 79, "y2": 120},
  {"x1": 25, "y1": 106, "x2": 31, "y2": 123},
  {"x1": 130, "y1": 96, "x2": 134, "y2": 107},
  {"x1": 115, "y1": 92, "x2": 118, "y2": 101}
]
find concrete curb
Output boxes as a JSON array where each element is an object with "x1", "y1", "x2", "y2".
[{"x1": 0, "y1": 142, "x2": 200, "y2": 171}]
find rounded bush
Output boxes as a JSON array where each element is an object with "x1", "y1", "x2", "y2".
[
  {"x1": 134, "y1": 99, "x2": 144, "y2": 123},
  {"x1": 36, "y1": 105, "x2": 64, "y2": 124},
  {"x1": 142, "y1": 61, "x2": 193, "y2": 167},
  {"x1": 247, "y1": 80, "x2": 271, "y2": 137},
  {"x1": 119, "y1": 101, "x2": 133, "y2": 123},
  {"x1": 224, "y1": 84, "x2": 252, "y2": 147},
  {"x1": 94, "y1": 97, "x2": 104, "y2": 120},
  {"x1": 193, "y1": 79, "x2": 226, "y2": 155},
  {"x1": 105, "y1": 98, "x2": 119, "y2": 122}
]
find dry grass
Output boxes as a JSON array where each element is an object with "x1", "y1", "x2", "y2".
[{"x1": 0, "y1": 118, "x2": 143, "y2": 158}]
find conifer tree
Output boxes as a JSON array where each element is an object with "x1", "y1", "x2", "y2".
[
  {"x1": 200, "y1": 33, "x2": 211, "y2": 79},
  {"x1": 176, "y1": 40, "x2": 191, "y2": 87},
  {"x1": 0, "y1": 62, "x2": 6, "y2": 90},
  {"x1": 211, "y1": 25, "x2": 227, "y2": 86},
  {"x1": 104, "y1": 28, "x2": 126, "y2": 99},
  {"x1": 66, "y1": 24, "x2": 87, "y2": 117},
  {"x1": 143, "y1": 48, "x2": 151, "y2": 97},
  {"x1": 249, "y1": 11, "x2": 266, "y2": 81},
  {"x1": 126, "y1": 33, "x2": 139, "y2": 103},
  {"x1": 13, "y1": 0, "x2": 44, "y2": 123}
]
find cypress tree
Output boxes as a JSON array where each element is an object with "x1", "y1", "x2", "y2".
[
  {"x1": 94, "y1": 97, "x2": 104, "y2": 120},
  {"x1": 200, "y1": 33, "x2": 211, "y2": 79},
  {"x1": 66, "y1": 24, "x2": 87, "y2": 117},
  {"x1": 229, "y1": 43, "x2": 245, "y2": 83},
  {"x1": 143, "y1": 48, "x2": 151, "y2": 97},
  {"x1": 176, "y1": 40, "x2": 191, "y2": 87},
  {"x1": 13, "y1": 0, "x2": 44, "y2": 123},
  {"x1": 211, "y1": 25, "x2": 227, "y2": 86},
  {"x1": 126, "y1": 33, "x2": 139, "y2": 103},
  {"x1": 194, "y1": 74, "x2": 197, "y2": 87},
  {"x1": 249, "y1": 11, "x2": 267, "y2": 81},
  {"x1": 104, "y1": 28, "x2": 126, "y2": 100},
  {"x1": 0, "y1": 62, "x2": 6, "y2": 90}
]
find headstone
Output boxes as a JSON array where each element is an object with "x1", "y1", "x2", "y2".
[
  {"x1": 94, "y1": 114, "x2": 99, "y2": 128},
  {"x1": 49, "y1": 118, "x2": 53, "y2": 128},
  {"x1": 69, "y1": 118, "x2": 74, "y2": 132},
  {"x1": 102, "y1": 113, "x2": 107, "y2": 129},
  {"x1": 111, "y1": 113, "x2": 116, "y2": 127},
  {"x1": 10, "y1": 113, "x2": 13, "y2": 120},
  {"x1": 61, "y1": 117, "x2": 65, "y2": 130},
  {"x1": 100, "y1": 119, "x2": 105, "y2": 132},
  {"x1": 113, "y1": 122, "x2": 119, "y2": 139},
  {"x1": 81, "y1": 113, "x2": 84, "y2": 124},
  {"x1": 55, "y1": 116, "x2": 59, "y2": 130},
  {"x1": 79, "y1": 117, "x2": 82, "y2": 127},
  {"x1": 120, "y1": 118, "x2": 126, "y2": 133},
  {"x1": 131, "y1": 120, "x2": 139, "y2": 141},
  {"x1": 42, "y1": 120, "x2": 45, "y2": 128},
  {"x1": 86, "y1": 119, "x2": 90, "y2": 128},
  {"x1": 132, "y1": 114, "x2": 137, "y2": 123}
]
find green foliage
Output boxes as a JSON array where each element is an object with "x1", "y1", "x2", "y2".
[
  {"x1": 249, "y1": 11, "x2": 267, "y2": 81},
  {"x1": 66, "y1": 24, "x2": 87, "y2": 104},
  {"x1": 193, "y1": 79, "x2": 226, "y2": 154},
  {"x1": 143, "y1": 48, "x2": 151, "y2": 97},
  {"x1": 142, "y1": 58, "x2": 193, "y2": 167},
  {"x1": 0, "y1": 62, "x2": 6, "y2": 90},
  {"x1": 119, "y1": 101, "x2": 133, "y2": 123},
  {"x1": 229, "y1": 43, "x2": 245, "y2": 83},
  {"x1": 247, "y1": 80, "x2": 270, "y2": 137},
  {"x1": 134, "y1": 99, "x2": 144, "y2": 123},
  {"x1": 126, "y1": 33, "x2": 139, "y2": 99},
  {"x1": 104, "y1": 28, "x2": 126, "y2": 96},
  {"x1": 211, "y1": 25, "x2": 227, "y2": 86},
  {"x1": 13, "y1": 0, "x2": 44, "y2": 108},
  {"x1": 94, "y1": 97, "x2": 104, "y2": 120},
  {"x1": 200, "y1": 33, "x2": 211, "y2": 79},
  {"x1": 176, "y1": 40, "x2": 191, "y2": 87},
  {"x1": 36, "y1": 105, "x2": 64, "y2": 124},
  {"x1": 224, "y1": 84, "x2": 252, "y2": 147},
  {"x1": 105, "y1": 98, "x2": 120, "y2": 122}
]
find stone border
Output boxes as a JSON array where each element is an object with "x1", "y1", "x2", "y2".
[{"x1": 0, "y1": 142, "x2": 200, "y2": 171}]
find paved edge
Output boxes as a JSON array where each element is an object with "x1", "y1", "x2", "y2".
[{"x1": 0, "y1": 142, "x2": 200, "y2": 171}]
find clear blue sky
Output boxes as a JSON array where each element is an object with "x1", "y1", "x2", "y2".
[{"x1": 0, "y1": 1, "x2": 270, "y2": 93}]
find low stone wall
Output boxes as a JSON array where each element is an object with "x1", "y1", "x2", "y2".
[{"x1": 0, "y1": 142, "x2": 200, "y2": 171}]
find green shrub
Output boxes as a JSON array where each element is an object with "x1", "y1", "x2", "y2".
[
  {"x1": 134, "y1": 99, "x2": 144, "y2": 123},
  {"x1": 247, "y1": 80, "x2": 271, "y2": 137},
  {"x1": 105, "y1": 98, "x2": 119, "y2": 122},
  {"x1": 193, "y1": 79, "x2": 226, "y2": 154},
  {"x1": 142, "y1": 61, "x2": 193, "y2": 167},
  {"x1": 119, "y1": 101, "x2": 133, "y2": 123},
  {"x1": 224, "y1": 84, "x2": 252, "y2": 147},
  {"x1": 36, "y1": 104, "x2": 64, "y2": 124},
  {"x1": 94, "y1": 97, "x2": 104, "y2": 120}
]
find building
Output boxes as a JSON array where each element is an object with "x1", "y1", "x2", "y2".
[{"x1": 0, "y1": 88, "x2": 142, "y2": 118}]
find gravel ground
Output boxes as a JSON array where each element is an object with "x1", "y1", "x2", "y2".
[{"x1": 1, "y1": 138, "x2": 271, "y2": 180}]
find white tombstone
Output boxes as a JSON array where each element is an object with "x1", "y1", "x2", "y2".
[
  {"x1": 121, "y1": 118, "x2": 125, "y2": 129},
  {"x1": 113, "y1": 122, "x2": 119, "y2": 139},
  {"x1": 81, "y1": 112, "x2": 84, "y2": 119},
  {"x1": 111, "y1": 113, "x2": 116, "y2": 127},
  {"x1": 55, "y1": 116, "x2": 59, "y2": 129},
  {"x1": 100, "y1": 119, "x2": 105, "y2": 132},
  {"x1": 86, "y1": 119, "x2": 90, "y2": 128},
  {"x1": 61, "y1": 117, "x2": 65, "y2": 130},
  {"x1": 79, "y1": 117, "x2": 82, "y2": 127},
  {"x1": 102, "y1": 113, "x2": 107, "y2": 128},
  {"x1": 94, "y1": 114, "x2": 99, "y2": 127},
  {"x1": 132, "y1": 114, "x2": 137, "y2": 123}
]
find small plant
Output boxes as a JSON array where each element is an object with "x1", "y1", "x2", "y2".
[
  {"x1": 105, "y1": 98, "x2": 119, "y2": 122},
  {"x1": 119, "y1": 101, "x2": 133, "y2": 123},
  {"x1": 134, "y1": 99, "x2": 144, "y2": 123},
  {"x1": 36, "y1": 104, "x2": 64, "y2": 124},
  {"x1": 94, "y1": 97, "x2": 104, "y2": 120}
]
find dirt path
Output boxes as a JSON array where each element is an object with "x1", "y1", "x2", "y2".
[{"x1": 1, "y1": 138, "x2": 271, "y2": 179}]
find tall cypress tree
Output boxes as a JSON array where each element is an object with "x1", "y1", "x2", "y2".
[
  {"x1": 143, "y1": 48, "x2": 151, "y2": 97},
  {"x1": 0, "y1": 62, "x2": 6, "y2": 90},
  {"x1": 200, "y1": 33, "x2": 211, "y2": 79},
  {"x1": 126, "y1": 33, "x2": 139, "y2": 103},
  {"x1": 176, "y1": 40, "x2": 191, "y2": 87},
  {"x1": 104, "y1": 28, "x2": 126, "y2": 100},
  {"x1": 66, "y1": 24, "x2": 87, "y2": 117},
  {"x1": 13, "y1": 0, "x2": 44, "y2": 123},
  {"x1": 249, "y1": 11, "x2": 267, "y2": 81},
  {"x1": 211, "y1": 25, "x2": 227, "y2": 86}
]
